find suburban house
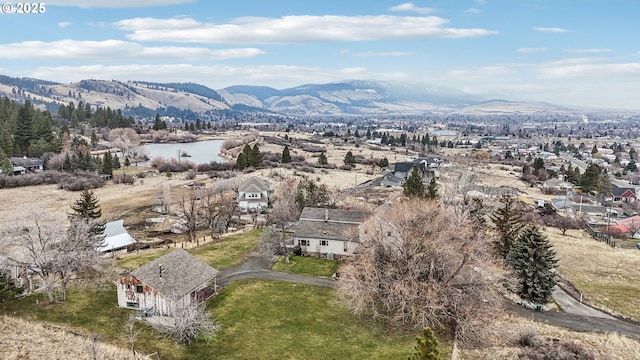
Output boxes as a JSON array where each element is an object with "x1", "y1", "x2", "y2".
[
  {"x1": 9, "y1": 156, "x2": 44, "y2": 173},
  {"x1": 292, "y1": 207, "x2": 370, "y2": 258},
  {"x1": 608, "y1": 186, "x2": 638, "y2": 203},
  {"x1": 542, "y1": 178, "x2": 574, "y2": 192},
  {"x1": 237, "y1": 175, "x2": 272, "y2": 211},
  {"x1": 117, "y1": 249, "x2": 219, "y2": 316},
  {"x1": 97, "y1": 220, "x2": 137, "y2": 253},
  {"x1": 392, "y1": 162, "x2": 426, "y2": 180}
]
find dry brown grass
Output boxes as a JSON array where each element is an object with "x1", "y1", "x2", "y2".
[
  {"x1": 458, "y1": 313, "x2": 640, "y2": 360},
  {"x1": 544, "y1": 227, "x2": 640, "y2": 321},
  {"x1": 0, "y1": 316, "x2": 150, "y2": 360}
]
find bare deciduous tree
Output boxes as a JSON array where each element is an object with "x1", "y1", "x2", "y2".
[
  {"x1": 152, "y1": 300, "x2": 220, "y2": 345},
  {"x1": 338, "y1": 199, "x2": 504, "y2": 346},
  {"x1": 268, "y1": 178, "x2": 299, "y2": 235},
  {"x1": 202, "y1": 179, "x2": 239, "y2": 238},
  {"x1": 108, "y1": 128, "x2": 140, "y2": 177},
  {"x1": 178, "y1": 189, "x2": 199, "y2": 243}
]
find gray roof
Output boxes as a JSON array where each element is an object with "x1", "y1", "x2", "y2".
[
  {"x1": 294, "y1": 207, "x2": 370, "y2": 242},
  {"x1": 393, "y1": 162, "x2": 425, "y2": 174},
  {"x1": 130, "y1": 249, "x2": 219, "y2": 300},
  {"x1": 238, "y1": 175, "x2": 271, "y2": 192},
  {"x1": 299, "y1": 207, "x2": 369, "y2": 224}
]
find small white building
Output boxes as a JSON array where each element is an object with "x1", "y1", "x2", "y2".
[
  {"x1": 237, "y1": 176, "x2": 272, "y2": 211},
  {"x1": 116, "y1": 249, "x2": 219, "y2": 316},
  {"x1": 97, "y1": 220, "x2": 137, "y2": 253}
]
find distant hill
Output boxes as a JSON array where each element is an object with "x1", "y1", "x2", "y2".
[{"x1": 0, "y1": 75, "x2": 579, "y2": 118}]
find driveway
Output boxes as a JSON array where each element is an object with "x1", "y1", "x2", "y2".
[{"x1": 217, "y1": 254, "x2": 640, "y2": 339}]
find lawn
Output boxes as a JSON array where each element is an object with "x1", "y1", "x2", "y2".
[
  {"x1": 1, "y1": 279, "x2": 422, "y2": 360},
  {"x1": 115, "y1": 229, "x2": 262, "y2": 270},
  {"x1": 271, "y1": 255, "x2": 340, "y2": 277}
]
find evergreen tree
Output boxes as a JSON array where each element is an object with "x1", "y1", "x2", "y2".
[
  {"x1": 506, "y1": 226, "x2": 558, "y2": 304},
  {"x1": 378, "y1": 157, "x2": 389, "y2": 168},
  {"x1": 403, "y1": 165, "x2": 425, "y2": 197},
  {"x1": 249, "y1": 144, "x2": 263, "y2": 167},
  {"x1": 236, "y1": 152, "x2": 248, "y2": 170},
  {"x1": 532, "y1": 157, "x2": 545, "y2": 171},
  {"x1": 14, "y1": 101, "x2": 34, "y2": 155},
  {"x1": 425, "y1": 176, "x2": 438, "y2": 200},
  {"x1": 281, "y1": 145, "x2": 292, "y2": 163},
  {"x1": 90, "y1": 130, "x2": 99, "y2": 148},
  {"x1": 318, "y1": 152, "x2": 328, "y2": 165},
  {"x1": 489, "y1": 195, "x2": 524, "y2": 259},
  {"x1": 69, "y1": 189, "x2": 106, "y2": 235},
  {"x1": 0, "y1": 127, "x2": 13, "y2": 156},
  {"x1": 591, "y1": 144, "x2": 599, "y2": 155},
  {"x1": 408, "y1": 327, "x2": 442, "y2": 360},
  {"x1": 343, "y1": 151, "x2": 356, "y2": 167},
  {"x1": 102, "y1": 151, "x2": 113, "y2": 176},
  {"x1": 0, "y1": 147, "x2": 12, "y2": 175},
  {"x1": 365, "y1": 128, "x2": 371, "y2": 139},
  {"x1": 112, "y1": 153, "x2": 121, "y2": 170},
  {"x1": 0, "y1": 270, "x2": 24, "y2": 302},
  {"x1": 124, "y1": 156, "x2": 131, "y2": 168}
]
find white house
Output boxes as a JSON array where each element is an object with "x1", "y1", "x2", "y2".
[
  {"x1": 116, "y1": 249, "x2": 219, "y2": 316},
  {"x1": 292, "y1": 207, "x2": 370, "y2": 258},
  {"x1": 237, "y1": 176, "x2": 272, "y2": 211}
]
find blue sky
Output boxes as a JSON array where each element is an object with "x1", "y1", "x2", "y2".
[{"x1": 0, "y1": 0, "x2": 639, "y2": 109}]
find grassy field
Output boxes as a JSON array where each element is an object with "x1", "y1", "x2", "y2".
[
  {"x1": 545, "y1": 227, "x2": 640, "y2": 321},
  {"x1": 115, "y1": 229, "x2": 262, "y2": 270},
  {"x1": 271, "y1": 255, "x2": 341, "y2": 277},
  {"x1": 0, "y1": 279, "x2": 423, "y2": 360}
]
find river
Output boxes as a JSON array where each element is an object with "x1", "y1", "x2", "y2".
[{"x1": 142, "y1": 139, "x2": 227, "y2": 164}]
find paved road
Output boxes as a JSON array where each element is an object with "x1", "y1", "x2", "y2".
[
  {"x1": 552, "y1": 286, "x2": 615, "y2": 320},
  {"x1": 218, "y1": 254, "x2": 640, "y2": 339}
]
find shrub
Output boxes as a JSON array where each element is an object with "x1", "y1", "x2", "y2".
[
  {"x1": 112, "y1": 174, "x2": 135, "y2": 185},
  {"x1": 150, "y1": 156, "x2": 196, "y2": 172},
  {"x1": 185, "y1": 170, "x2": 196, "y2": 180},
  {"x1": 0, "y1": 171, "x2": 105, "y2": 191}
]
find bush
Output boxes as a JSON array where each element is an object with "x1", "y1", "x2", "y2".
[
  {"x1": 185, "y1": 170, "x2": 196, "y2": 180},
  {"x1": 516, "y1": 330, "x2": 605, "y2": 360},
  {"x1": 150, "y1": 156, "x2": 196, "y2": 172},
  {"x1": 112, "y1": 174, "x2": 135, "y2": 185},
  {"x1": 0, "y1": 171, "x2": 105, "y2": 191}
]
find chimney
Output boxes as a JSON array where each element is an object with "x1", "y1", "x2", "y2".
[
  {"x1": 324, "y1": 209, "x2": 329, "y2": 222},
  {"x1": 159, "y1": 264, "x2": 166, "y2": 279}
]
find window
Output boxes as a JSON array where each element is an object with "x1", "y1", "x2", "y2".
[
  {"x1": 247, "y1": 193, "x2": 260, "y2": 198},
  {"x1": 136, "y1": 285, "x2": 144, "y2": 293},
  {"x1": 320, "y1": 240, "x2": 329, "y2": 246},
  {"x1": 343, "y1": 242, "x2": 348, "y2": 252},
  {"x1": 126, "y1": 302, "x2": 139, "y2": 308},
  {"x1": 298, "y1": 239, "x2": 309, "y2": 246}
]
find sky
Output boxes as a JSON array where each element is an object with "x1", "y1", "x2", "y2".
[{"x1": 0, "y1": 0, "x2": 639, "y2": 110}]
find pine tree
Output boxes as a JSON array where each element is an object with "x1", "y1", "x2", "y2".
[
  {"x1": 489, "y1": 195, "x2": 524, "y2": 259},
  {"x1": 425, "y1": 176, "x2": 438, "y2": 200},
  {"x1": 112, "y1": 154, "x2": 121, "y2": 170},
  {"x1": 506, "y1": 226, "x2": 558, "y2": 304},
  {"x1": 403, "y1": 165, "x2": 425, "y2": 197},
  {"x1": 318, "y1": 152, "x2": 328, "y2": 165},
  {"x1": 102, "y1": 151, "x2": 113, "y2": 176},
  {"x1": 281, "y1": 145, "x2": 292, "y2": 163},
  {"x1": 124, "y1": 156, "x2": 131, "y2": 167},
  {"x1": 236, "y1": 152, "x2": 248, "y2": 170},
  {"x1": 69, "y1": 189, "x2": 106, "y2": 235},
  {"x1": 343, "y1": 151, "x2": 356, "y2": 167},
  {"x1": 408, "y1": 327, "x2": 442, "y2": 360},
  {"x1": 378, "y1": 157, "x2": 389, "y2": 168},
  {"x1": 0, "y1": 148, "x2": 12, "y2": 175},
  {"x1": 0, "y1": 271, "x2": 24, "y2": 302},
  {"x1": 250, "y1": 144, "x2": 263, "y2": 167}
]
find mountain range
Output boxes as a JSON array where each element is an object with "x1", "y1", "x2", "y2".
[{"x1": 0, "y1": 75, "x2": 577, "y2": 118}]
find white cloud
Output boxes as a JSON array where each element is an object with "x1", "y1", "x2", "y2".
[
  {"x1": 533, "y1": 27, "x2": 568, "y2": 33},
  {"x1": 475, "y1": 0, "x2": 487, "y2": 4},
  {"x1": 115, "y1": 15, "x2": 498, "y2": 44},
  {"x1": 465, "y1": 8, "x2": 482, "y2": 14},
  {"x1": 564, "y1": 48, "x2": 612, "y2": 54},
  {"x1": 538, "y1": 61, "x2": 640, "y2": 79},
  {"x1": 388, "y1": 3, "x2": 437, "y2": 14},
  {"x1": 57, "y1": 21, "x2": 72, "y2": 28},
  {"x1": 517, "y1": 48, "x2": 548, "y2": 54},
  {"x1": 341, "y1": 50, "x2": 415, "y2": 57},
  {"x1": 0, "y1": 40, "x2": 264, "y2": 60},
  {"x1": 46, "y1": 0, "x2": 195, "y2": 8}
]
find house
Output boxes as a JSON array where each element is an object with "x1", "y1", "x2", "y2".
[
  {"x1": 380, "y1": 172, "x2": 405, "y2": 187},
  {"x1": 10, "y1": 157, "x2": 43, "y2": 173},
  {"x1": 609, "y1": 186, "x2": 638, "y2": 203},
  {"x1": 392, "y1": 162, "x2": 426, "y2": 180},
  {"x1": 97, "y1": 220, "x2": 137, "y2": 253},
  {"x1": 292, "y1": 207, "x2": 370, "y2": 258},
  {"x1": 542, "y1": 178, "x2": 573, "y2": 192},
  {"x1": 237, "y1": 176, "x2": 272, "y2": 211},
  {"x1": 116, "y1": 249, "x2": 219, "y2": 316}
]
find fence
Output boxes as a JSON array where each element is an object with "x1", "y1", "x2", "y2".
[{"x1": 584, "y1": 223, "x2": 617, "y2": 248}]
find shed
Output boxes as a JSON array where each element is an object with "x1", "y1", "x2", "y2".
[
  {"x1": 116, "y1": 249, "x2": 219, "y2": 316},
  {"x1": 97, "y1": 220, "x2": 136, "y2": 253}
]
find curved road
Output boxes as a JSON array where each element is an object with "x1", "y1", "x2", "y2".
[{"x1": 218, "y1": 255, "x2": 640, "y2": 339}]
